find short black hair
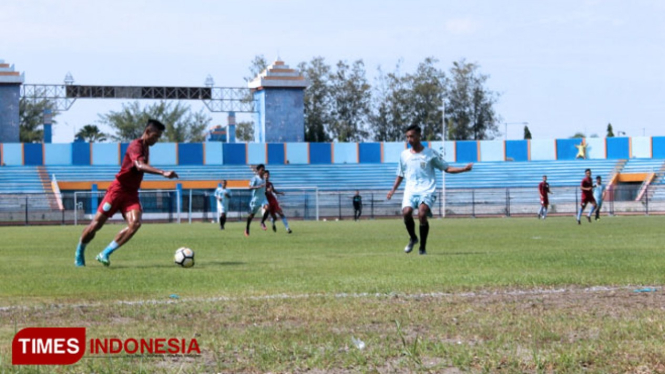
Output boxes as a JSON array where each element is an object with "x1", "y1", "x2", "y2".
[
  {"x1": 256, "y1": 164, "x2": 265, "y2": 171},
  {"x1": 585, "y1": 168, "x2": 591, "y2": 173},
  {"x1": 405, "y1": 124, "x2": 421, "y2": 134},
  {"x1": 146, "y1": 119, "x2": 166, "y2": 132},
  {"x1": 264, "y1": 170, "x2": 270, "y2": 175},
  {"x1": 596, "y1": 176, "x2": 602, "y2": 180}
]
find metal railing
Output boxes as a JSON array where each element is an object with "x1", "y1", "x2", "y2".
[{"x1": 0, "y1": 184, "x2": 663, "y2": 226}]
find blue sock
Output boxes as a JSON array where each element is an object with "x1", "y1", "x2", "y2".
[
  {"x1": 577, "y1": 208, "x2": 584, "y2": 221},
  {"x1": 543, "y1": 208, "x2": 548, "y2": 218},
  {"x1": 538, "y1": 206, "x2": 544, "y2": 216},
  {"x1": 102, "y1": 241, "x2": 120, "y2": 257},
  {"x1": 588, "y1": 206, "x2": 595, "y2": 217},
  {"x1": 281, "y1": 217, "x2": 290, "y2": 230},
  {"x1": 76, "y1": 242, "x2": 87, "y2": 254}
]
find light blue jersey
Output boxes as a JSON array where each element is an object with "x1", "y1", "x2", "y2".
[
  {"x1": 593, "y1": 183, "x2": 606, "y2": 203},
  {"x1": 248, "y1": 175, "x2": 266, "y2": 214},
  {"x1": 397, "y1": 148, "x2": 449, "y2": 196},
  {"x1": 214, "y1": 187, "x2": 231, "y2": 213}
]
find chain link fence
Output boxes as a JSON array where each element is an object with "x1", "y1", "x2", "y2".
[{"x1": 0, "y1": 184, "x2": 663, "y2": 226}]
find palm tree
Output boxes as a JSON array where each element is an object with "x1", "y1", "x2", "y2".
[{"x1": 75, "y1": 124, "x2": 107, "y2": 142}]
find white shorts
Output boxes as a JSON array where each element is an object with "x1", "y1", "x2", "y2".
[
  {"x1": 249, "y1": 198, "x2": 266, "y2": 215},
  {"x1": 217, "y1": 201, "x2": 229, "y2": 214},
  {"x1": 402, "y1": 192, "x2": 436, "y2": 217}
]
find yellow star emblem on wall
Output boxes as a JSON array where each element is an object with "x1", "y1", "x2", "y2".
[{"x1": 575, "y1": 141, "x2": 587, "y2": 159}]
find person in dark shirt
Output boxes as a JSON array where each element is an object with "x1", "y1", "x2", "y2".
[
  {"x1": 537, "y1": 175, "x2": 553, "y2": 219},
  {"x1": 352, "y1": 190, "x2": 363, "y2": 221},
  {"x1": 576, "y1": 168, "x2": 597, "y2": 224}
]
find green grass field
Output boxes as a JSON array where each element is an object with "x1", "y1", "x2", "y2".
[{"x1": 1, "y1": 216, "x2": 664, "y2": 373}]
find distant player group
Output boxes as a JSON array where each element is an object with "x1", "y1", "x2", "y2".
[
  {"x1": 538, "y1": 168, "x2": 606, "y2": 223},
  {"x1": 73, "y1": 119, "x2": 610, "y2": 267}
]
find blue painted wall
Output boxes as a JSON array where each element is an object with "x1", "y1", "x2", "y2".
[
  {"x1": 178, "y1": 143, "x2": 203, "y2": 165},
  {"x1": 607, "y1": 137, "x2": 629, "y2": 159},
  {"x1": 2, "y1": 143, "x2": 23, "y2": 165},
  {"x1": 223, "y1": 143, "x2": 246, "y2": 165},
  {"x1": 631, "y1": 137, "x2": 652, "y2": 158},
  {"x1": 286, "y1": 142, "x2": 308, "y2": 164},
  {"x1": 151, "y1": 143, "x2": 177, "y2": 165},
  {"x1": 72, "y1": 142, "x2": 91, "y2": 165},
  {"x1": 267, "y1": 143, "x2": 285, "y2": 164},
  {"x1": 530, "y1": 139, "x2": 556, "y2": 160},
  {"x1": 24, "y1": 143, "x2": 43, "y2": 165},
  {"x1": 359, "y1": 143, "x2": 381, "y2": 163},
  {"x1": 310, "y1": 143, "x2": 332, "y2": 164},
  {"x1": 247, "y1": 143, "x2": 266, "y2": 165},
  {"x1": 505, "y1": 140, "x2": 528, "y2": 161},
  {"x1": 92, "y1": 143, "x2": 119, "y2": 165},
  {"x1": 585, "y1": 138, "x2": 606, "y2": 160},
  {"x1": 333, "y1": 143, "x2": 357, "y2": 164},
  {"x1": 456, "y1": 141, "x2": 478, "y2": 163},
  {"x1": 204, "y1": 142, "x2": 223, "y2": 165},
  {"x1": 653, "y1": 137, "x2": 665, "y2": 158},
  {"x1": 44, "y1": 144, "x2": 72, "y2": 165},
  {"x1": 479, "y1": 141, "x2": 504, "y2": 162},
  {"x1": 555, "y1": 139, "x2": 583, "y2": 160},
  {"x1": 120, "y1": 143, "x2": 130, "y2": 163},
  {"x1": 383, "y1": 142, "x2": 405, "y2": 163}
]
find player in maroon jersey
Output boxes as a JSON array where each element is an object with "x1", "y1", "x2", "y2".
[
  {"x1": 576, "y1": 168, "x2": 597, "y2": 224},
  {"x1": 259, "y1": 170, "x2": 292, "y2": 233},
  {"x1": 74, "y1": 119, "x2": 179, "y2": 267},
  {"x1": 537, "y1": 175, "x2": 553, "y2": 219}
]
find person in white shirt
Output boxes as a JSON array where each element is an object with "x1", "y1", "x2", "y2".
[
  {"x1": 245, "y1": 164, "x2": 267, "y2": 237},
  {"x1": 387, "y1": 125, "x2": 473, "y2": 255},
  {"x1": 214, "y1": 180, "x2": 232, "y2": 230}
]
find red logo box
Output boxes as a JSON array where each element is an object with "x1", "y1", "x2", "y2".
[{"x1": 12, "y1": 327, "x2": 86, "y2": 365}]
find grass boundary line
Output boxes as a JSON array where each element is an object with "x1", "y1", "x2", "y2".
[{"x1": 2, "y1": 285, "x2": 657, "y2": 312}]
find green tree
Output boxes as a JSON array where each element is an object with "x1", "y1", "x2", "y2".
[
  {"x1": 298, "y1": 57, "x2": 333, "y2": 142},
  {"x1": 329, "y1": 59, "x2": 371, "y2": 142},
  {"x1": 75, "y1": 124, "x2": 107, "y2": 142},
  {"x1": 606, "y1": 123, "x2": 615, "y2": 137},
  {"x1": 571, "y1": 132, "x2": 586, "y2": 138},
  {"x1": 371, "y1": 62, "x2": 411, "y2": 142},
  {"x1": 98, "y1": 101, "x2": 210, "y2": 142},
  {"x1": 19, "y1": 96, "x2": 56, "y2": 143},
  {"x1": 524, "y1": 125, "x2": 532, "y2": 139},
  {"x1": 444, "y1": 59, "x2": 501, "y2": 140},
  {"x1": 244, "y1": 54, "x2": 269, "y2": 84},
  {"x1": 235, "y1": 121, "x2": 254, "y2": 142}
]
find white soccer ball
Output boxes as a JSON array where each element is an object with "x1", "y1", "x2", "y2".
[{"x1": 174, "y1": 247, "x2": 195, "y2": 268}]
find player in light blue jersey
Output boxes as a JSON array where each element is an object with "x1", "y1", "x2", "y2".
[
  {"x1": 214, "y1": 180, "x2": 232, "y2": 230},
  {"x1": 245, "y1": 164, "x2": 267, "y2": 237},
  {"x1": 593, "y1": 175, "x2": 606, "y2": 221},
  {"x1": 387, "y1": 125, "x2": 473, "y2": 255}
]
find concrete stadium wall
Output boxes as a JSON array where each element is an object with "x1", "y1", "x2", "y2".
[{"x1": 2, "y1": 136, "x2": 663, "y2": 167}]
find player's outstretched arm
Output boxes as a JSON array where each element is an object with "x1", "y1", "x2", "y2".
[
  {"x1": 387, "y1": 176, "x2": 403, "y2": 200},
  {"x1": 446, "y1": 163, "x2": 473, "y2": 174},
  {"x1": 134, "y1": 160, "x2": 178, "y2": 179}
]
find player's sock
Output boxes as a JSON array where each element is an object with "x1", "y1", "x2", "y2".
[
  {"x1": 101, "y1": 240, "x2": 120, "y2": 258},
  {"x1": 404, "y1": 216, "x2": 417, "y2": 240},
  {"x1": 543, "y1": 208, "x2": 548, "y2": 219},
  {"x1": 245, "y1": 217, "x2": 252, "y2": 235},
  {"x1": 75, "y1": 242, "x2": 86, "y2": 266},
  {"x1": 588, "y1": 206, "x2": 595, "y2": 218},
  {"x1": 221, "y1": 215, "x2": 226, "y2": 229},
  {"x1": 260, "y1": 210, "x2": 270, "y2": 225},
  {"x1": 419, "y1": 223, "x2": 429, "y2": 253},
  {"x1": 576, "y1": 208, "x2": 584, "y2": 222},
  {"x1": 537, "y1": 206, "x2": 544, "y2": 217},
  {"x1": 281, "y1": 216, "x2": 290, "y2": 230}
]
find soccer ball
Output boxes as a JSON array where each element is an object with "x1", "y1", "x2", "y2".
[{"x1": 174, "y1": 247, "x2": 195, "y2": 268}]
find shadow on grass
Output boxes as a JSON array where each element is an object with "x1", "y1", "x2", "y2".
[{"x1": 433, "y1": 252, "x2": 489, "y2": 256}]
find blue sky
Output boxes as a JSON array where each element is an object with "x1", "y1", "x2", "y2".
[{"x1": 3, "y1": 0, "x2": 664, "y2": 143}]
